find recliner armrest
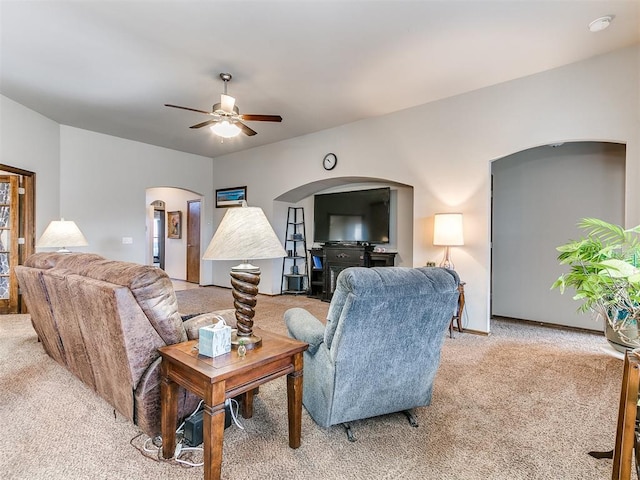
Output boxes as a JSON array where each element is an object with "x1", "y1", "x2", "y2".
[
  {"x1": 284, "y1": 307, "x2": 325, "y2": 355},
  {"x1": 183, "y1": 309, "x2": 237, "y2": 340}
]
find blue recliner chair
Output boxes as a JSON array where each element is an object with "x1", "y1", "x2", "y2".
[{"x1": 285, "y1": 266, "x2": 459, "y2": 440}]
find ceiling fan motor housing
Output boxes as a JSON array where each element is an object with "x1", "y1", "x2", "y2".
[{"x1": 212, "y1": 103, "x2": 240, "y2": 116}]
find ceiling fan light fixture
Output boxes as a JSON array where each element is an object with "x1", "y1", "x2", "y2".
[{"x1": 211, "y1": 120, "x2": 241, "y2": 138}]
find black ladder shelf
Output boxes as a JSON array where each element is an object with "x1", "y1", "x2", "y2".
[{"x1": 281, "y1": 207, "x2": 308, "y2": 295}]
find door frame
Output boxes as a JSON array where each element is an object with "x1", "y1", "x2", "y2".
[
  {"x1": 186, "y1": 199, "x2": 201, "y2": 284},
  {"x1": 0, "y1": 164, "x2": 35, "y2": 313}
]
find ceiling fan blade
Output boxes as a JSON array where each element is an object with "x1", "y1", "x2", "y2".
[
  {"x1": 189, "y1": 119, "x2": 217, "y2": 129},
  {"x1": 240, "y1": 114, "x2": 283, "y2": 122},
  {"x1": 236, "y1": 122, "x2": 258, "y2": 136},
  {"x1": 165, "y1": 104, "x2": 213, "y2": 115}
]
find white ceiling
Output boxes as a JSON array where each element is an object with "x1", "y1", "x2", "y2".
[{"x1": 1, "y1": 1, "x2": 639, "y2": 159}]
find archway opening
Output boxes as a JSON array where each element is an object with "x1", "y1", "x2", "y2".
[
  {"x1": 491, "y1": 141, "x2": 626, "y2": 331},
  {"x1": 274, "y1": 176, "x2": 414, "y2": 266},
  {"x1": 145, "y1": 187, "x2": 203, "y2": 283}
]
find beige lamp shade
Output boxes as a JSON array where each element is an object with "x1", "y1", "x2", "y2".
[
  {"x1": 433, "y1": 213, "x2": 464, "y2": 246},
  {"x1": 202, "y1": 204, "x2": 286, "y2": 261},
  {"x1": 36, "y1": 218, "x2": 88, "y2": 253},
  {"x1": 202, "y1": 202, "x2": 286, "y2": 350}
]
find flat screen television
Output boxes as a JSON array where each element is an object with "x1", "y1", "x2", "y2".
[{"x1": 313, "y1": 187, "x2": 390, "y2": 244}]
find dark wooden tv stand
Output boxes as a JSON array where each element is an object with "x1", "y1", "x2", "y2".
[{"x1": 308, "y1": 244, "x2": 396, "y2": 302}]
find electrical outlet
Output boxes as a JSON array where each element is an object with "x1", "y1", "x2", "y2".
[{"x1": 122, "y1": 237, "x2": 133, "y2": 244}]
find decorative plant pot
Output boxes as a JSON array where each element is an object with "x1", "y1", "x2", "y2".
[{"x1": 605, "y1": 317, "x2": 640, "y2": 353}]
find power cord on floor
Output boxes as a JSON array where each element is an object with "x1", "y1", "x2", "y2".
[
  {"x1": 228, "y1": 398, "x2": 244, "y2": 430},
  {"x1": 174, "y1": 398, "x2": 246, "y2": 466},
  {"x1": 173, "y1": 443, "x2": 204, "y2": 467},
  {"x1": 130, "y1": 400, "x2": 204, "y2": 467},
  {"x1": 131, "y1": 397, "x2": 245, "y2": 467},
  {"x1": 176, "y1": 399, "x2": 204, "y2": 436}
]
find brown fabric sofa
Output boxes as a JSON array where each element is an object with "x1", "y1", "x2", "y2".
[{"x1": 15, "y1": 252, "x2": 235, "y2": 437}]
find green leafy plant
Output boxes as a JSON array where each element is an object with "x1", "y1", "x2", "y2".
[{"x1": 552, "y1": 218, "x2": 640, "y2": 345}]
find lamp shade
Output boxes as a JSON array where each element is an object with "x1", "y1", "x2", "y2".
[
  {"x1": 36, "y1": 219, "x2": 88, "y2": 250},
  {"x1": 202, "y1": 204, "x2": 286, "y2": 261},
  {"x1": 433, "y1": 213, "x2": 464, "y2": 246}
]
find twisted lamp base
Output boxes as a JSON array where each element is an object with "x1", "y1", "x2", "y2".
[{"x1": 230, "y1": 264, "x2": 262, "y2": 349}]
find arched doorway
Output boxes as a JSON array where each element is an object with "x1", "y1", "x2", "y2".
[
  {"x1": 491, "y1": 141, "x2": 626, "y2": 330},
  {"x1": 145, "y1": 187, "x2": 203, "y2": 283},
  {"x1": 273, "y1": 177, "x2": 414, "y2": 274}
]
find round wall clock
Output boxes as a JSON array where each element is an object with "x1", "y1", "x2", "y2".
[{"x1": 323, "y1": 153, "x2": 337, "y2": 170}]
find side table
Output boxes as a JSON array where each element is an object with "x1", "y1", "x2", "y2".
[
  {"x1": 449, "y1": 282, "x2": 466, "y2": 338},
  {"x1": 159, "y1": 328, "x2": 309, "y2": 480},
  {"x1": 612, "y1": 350, "x2": 640, "y2": 480}
]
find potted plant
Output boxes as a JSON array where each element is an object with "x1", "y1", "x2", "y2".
[{"x1": 552, "y1": 217, "x2": 640, "y2": 352}]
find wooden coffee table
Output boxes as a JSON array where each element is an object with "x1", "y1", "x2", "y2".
[{"x1": 159, "y1": 328, "x2": 308, "y2": 480}]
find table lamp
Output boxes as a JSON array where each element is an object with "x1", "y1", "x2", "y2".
[
  {"x1": 202, "y1": 202, "x2": 286, "y2": 349},
  {"x1": 36, "y1": 218, "x2": 88, "y2": 253},
  {"x1": 433, "y1": 213, "x2": 464, "y2": 270}
]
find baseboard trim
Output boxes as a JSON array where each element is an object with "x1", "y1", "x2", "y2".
[
  {"x1": 491, "y1": 315, "x2": 602, "y2": 337},
  {"x1": 454, "y1": 327, "x2": 489, "y2": 337}
]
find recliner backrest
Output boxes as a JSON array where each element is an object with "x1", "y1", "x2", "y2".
[{"x1": 326, "y1": 266, "x2": 459, "y2": 365}]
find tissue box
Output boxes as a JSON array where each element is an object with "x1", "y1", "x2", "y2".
[{"x1": 198, "y1": 321, "x2": 231, "y2": 358}]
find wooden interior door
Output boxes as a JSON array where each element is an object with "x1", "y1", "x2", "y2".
[
  {"x1": 0, "y1": 165, "x2": 35, "y2": 314},
  {"x1": 0, "y1": 175, "x2": 20, "y2": 313},
  {"x1": 186, "y1": 200, "x2": 201, "y2": 283}
]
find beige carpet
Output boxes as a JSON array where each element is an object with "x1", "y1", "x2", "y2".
[{"x1": 0, "y1": 286, "x2": 623, "y2": 479}]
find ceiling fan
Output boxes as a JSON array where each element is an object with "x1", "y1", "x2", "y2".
[{"x1": 165, "y1": 73, "x2": 282, "y2": 138}]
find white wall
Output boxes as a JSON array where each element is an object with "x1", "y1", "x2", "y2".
[
  {"x1": 0, "y1": 95, "x2": 60, "y2": 236},
  {"x1": 58, "y1": 126, "x2": 215, "y2": 281},
  {"x1": 211, "y1": 45, "x2": 640, "y2": 333}
]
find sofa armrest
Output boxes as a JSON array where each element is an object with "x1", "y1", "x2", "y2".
[
  {"x1": 183, "y1": 309, "x2": 237, "y2": 340},
  {"x1": 284, "y1": 307, "x2": 325, "y2": 355}
]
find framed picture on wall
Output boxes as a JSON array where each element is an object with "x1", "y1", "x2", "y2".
[
  {"x1": 216, "y1": 186, "x2": 247, "y2": 208},
  {"x1": 167, "y1": 211, "x2": 182, "y2": 239}
]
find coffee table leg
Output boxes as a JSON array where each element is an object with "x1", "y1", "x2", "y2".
[
  {"x1": 160, "y1": 370, "x2": 179, "y2": 459},
  {"x1": 287, "y1": 352, "x2": 304, "y2": 449},
  {"x1": 203, "y1": 382, "x2": 226, "y2": 480}
]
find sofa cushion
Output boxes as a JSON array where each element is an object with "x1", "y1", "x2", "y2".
[
  {"x1": 57, "y1": 258, "x2": 187, "y2": 346},
  {"x1": 14, "y1": 265, "x2": 66, "y2": 366},
  {"x1": 23, "y1": 252, "x2": 104, "y2": 270},
  {"x1": 42, "y1": 268, "x2": 97, "y2": 389}
]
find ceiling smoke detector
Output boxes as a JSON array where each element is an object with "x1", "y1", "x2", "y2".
[{"x1": 589, "y1": 15, "x2": 614, "y2": 32}]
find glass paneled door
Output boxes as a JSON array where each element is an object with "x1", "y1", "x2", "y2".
[{"x1": 0, "y1": 176, "x2": 19, "y2": 313}]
